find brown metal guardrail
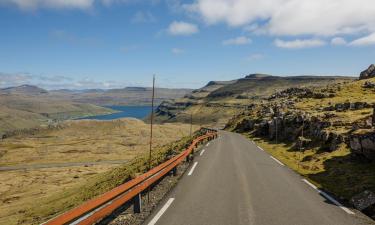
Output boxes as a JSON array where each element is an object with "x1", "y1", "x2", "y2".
[{"x1": 44, "y1": 130, "x2": 218, "y2": 225}]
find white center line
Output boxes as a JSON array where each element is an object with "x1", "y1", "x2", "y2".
[
  {"x1": 270, "y1": 156, "x2": 285, "y2": 166},
  {"x1": 188, "y1": 162, "x2": 198, "y2": 176},
  {"x1": 147, "y1": 198, "x2": 175, "y2": 225},
  {"x1": 302, "y1": 179, "x2": 355, "y2": 215},
  {"x1": 200, "y1": 149, "x2": 205, "y2": 156}
]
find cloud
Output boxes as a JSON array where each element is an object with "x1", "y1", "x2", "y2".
[
  {"x1": 171, "y1": 48, "x2": 184, "y2": 54},
  {"x1": 349, "y1": 33, "x2": 375, "y2": 46},
  {"x1": 185, "y1": 0, "x2": 375, "y2": 37},
  {"x1": 0, "y1": 0, "x2": 95, "y2": 10},
  {"x1": 0, "y1": 0, "x2": 160, "y2": 11},
  {"x1": 0, "y1": 72, "x2": 129, "y2": 90},
  {"x1": 167, "y1": 21, "x2": 199, "y2": 36},
  {"x1": 274, "y1": 38, "x2": 326, "y2": 49},
  {"x1": 131, "y1": 11, "x2": 156, "y2": 23},
  {"x1": 331, "y1": 37, "x2": 347, "y2": 46},
  {"x1": 222, "y1": 36, "x2": 252, "y2": 45}
]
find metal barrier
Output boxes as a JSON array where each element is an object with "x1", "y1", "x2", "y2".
[{"x1": 45, "y1": 131, "x2": 217, "y2": 225}]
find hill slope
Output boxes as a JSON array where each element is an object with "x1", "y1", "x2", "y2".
[
  {"x1": 225, "y1": 72, "x2": 375, "y2": 219},
  {"x1": 154, "y1": 74, "x2": 355, "y2": 127}
]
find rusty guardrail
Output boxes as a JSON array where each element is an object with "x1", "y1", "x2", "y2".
[{"x1": 45, "y1": 130, "x2": 218, "y2": 225}]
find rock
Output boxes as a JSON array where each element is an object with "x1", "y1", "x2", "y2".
[
  {"x1": 351, "y1": 190, "x2": 375, "y2": 211},
  {"x1": 360, "y1": 64, "x2": 375, "y2": 80},
  {"x1": 363, "y1": 81, "x2": 375, "y2": 88},
  {"x1": 349, "y1": 131, "x2": 375, "y2": 160},
  {"x1": 295, "y1": 136, "x2": 312, "y2": 150}
]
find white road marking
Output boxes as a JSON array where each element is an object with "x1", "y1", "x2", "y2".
[
  {"x1": 270, "y1": 156, "x2": 285, "y2": 166},
  {"x1": 319, "y1": 191, "x2": 355, "y2": 215},
  {"x1": 188, "y1": 162, "x2": 198, "y2": 176},
  {"x1": 302, "y1": 179, "x2": 355, "y2": 215},
  {"x1": 200, "y1": 149, "x2": 205, "y2": 156},
  {"x1": 206, "y1": 142, "x2": 210, "y2": 147},
  {"x1": 258, "y1": 146, "x2": 264, "y2": 151},
  {"x1": 147, "y1": 198, "x2": 175, "y2": 225},
  {"x1": 302, "y1": 179, "x2": 318, "y2": 190}
]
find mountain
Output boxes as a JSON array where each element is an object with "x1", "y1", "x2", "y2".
[
  {"x1": 154, "y1": 74, "x2": 355, "y2": 127},
  {"x1": 0, "y1": 85, "x2": 192, "y2": 137},
  {"x1": 50, "y1": 87, "x2": 192, "y2": 106},
  {"x1": 0, "y1": 85, "x2": 48, "y2": 95}
]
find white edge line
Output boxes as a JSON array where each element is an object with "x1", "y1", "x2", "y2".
[
  {"x1": 319, "y1": 190, "x2": 355, "y2": 215},
  {"x1": 147, "y1": 198, "x2": 175, "y2": 225},
  {"x1": 258, "y1": 146, "x2": 264, "y2": 151},
  {"x1": 302, "y1": 179, "x2": 318, "y2": 190},
  {"x1": 200, "y1": 149, "x2": 205, "y2": 156},
  {"x1": 302, "y1": 179, "x2": 355, "y2": 215},
  {"x1": 187, "y1": 162, "x2": 198, "y2": 176},
  {"x1": 270, "y1": 156, "x2": 285, "y2": 166}
]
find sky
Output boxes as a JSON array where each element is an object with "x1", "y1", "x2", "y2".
[{"x1": 1, "y1": 0, "x2": 375, "y2": 90}]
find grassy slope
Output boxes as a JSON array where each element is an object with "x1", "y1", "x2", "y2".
[
  {"x1": 0, "y1": 93, "x2": 115, "y2": 135},
  {"x1": 0, "y1": 119, "x2": 198, "y2": 225},
  {"x1": 155, "y1": 75, "x2": 354, "y2": 127},
  {"x1": 229, "y1": 77, "x2": 375, "y2": 205}
]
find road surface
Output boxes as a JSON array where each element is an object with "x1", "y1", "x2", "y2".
[{"x1": 144, "y1": 131, "x2": 374, "y2": 225}]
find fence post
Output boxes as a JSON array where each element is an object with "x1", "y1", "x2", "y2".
[
  {"x1": 172, "y1": 166, "x2": 177, "y2": 176},
  {"x1": 134, "y1": 193, "x2": 142, "y2": 213}
]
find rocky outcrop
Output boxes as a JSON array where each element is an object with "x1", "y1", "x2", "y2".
[
  {"x1": 360, "y1": 64, "x2": 375, "y2": 80},
  {"x1": 351, "y1": 190, "x2": 375, "y2": 211},
  {"x1": 269, "y1": 87, "x2": 334, "y2": 100},
  {"x1": 363, "y1": 81, "x2": 375, "y2": 88},
  {"x1": 349, "y1": 130, "x2": 375, "y2": 160},
  {"x1": 324, "y1": 102, "x2": 372, "y2": 112}
]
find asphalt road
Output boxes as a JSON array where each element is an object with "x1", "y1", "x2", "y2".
[{"x1": 144, "y1": 131, "x2": 375, "y2": 225}]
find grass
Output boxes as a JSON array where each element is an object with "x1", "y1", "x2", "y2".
[
  {"x1": 23, "y1": 131, "x2": 200, "y2": 225},
  {"x1": 248, "y1": 134, "x2": 375, "y2": 201},
  {"x1": 0, "y1": 119, "x2": 199, "y2": 225}
]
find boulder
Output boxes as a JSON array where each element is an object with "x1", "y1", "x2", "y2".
[
  {"x1": 351, "y1": 190, "x2": 375, "y2": 211},
  {"x1": 363, "y1": 81, "x2": 375, "y2": 88},
  {"x1": 349, "y1": 131, "x2": 375, "y2": 160},
  {"x1": 360, "y1": 64, "x2": 375, "y2": 80}
]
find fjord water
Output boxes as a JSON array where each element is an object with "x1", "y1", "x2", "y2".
[{"x1": 79, "y1": 105, "x2": 154, "y2": 120}]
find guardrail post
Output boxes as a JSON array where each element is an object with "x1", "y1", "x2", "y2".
[
  {"x1": 134, "y1": 193, "x2": 142, "y2": 213},
  {"x1": 172, "y1": 166, "x2": 177, "y2": 176}
]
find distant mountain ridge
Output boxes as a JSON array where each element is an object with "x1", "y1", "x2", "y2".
[{"x1": 155, "y1": 73, "x2": 356, "y2": 126}]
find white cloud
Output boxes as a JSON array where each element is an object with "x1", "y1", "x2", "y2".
[
  {"x1": 274, "y1": 38, "x2": 326, "y2": 49},
  {"x1": 349, "y1": 33, "x2": 375, "y2": 46},
  {"x1": 186, "y1": 0, "x2": 375, "y2": 37},
  {"x1": 0, "y1": 72, "x2": 130, "y2": 90},
  {"x1": 331, "y1": 37, "x2": 347, "y2": 46},
  {"x1": 167, "y1": 21, "x2": 199, "y2": 36},
  {"x1": 171, "y1": 48, "x2": 184, "y2": 54},
  {"x1": 0, "y1": 0, "x2": 95, "y2": 10},
  {"x1": 222, "y1": 36, "x2": 251, "y2": 45}
]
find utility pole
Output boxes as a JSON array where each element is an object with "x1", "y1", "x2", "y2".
[
  {"x1": 147, "y1": 75, "x2": 155, "y2": 203},
  {"x1": 190, "y1": 113, "x2": 193, "y2": 137}
]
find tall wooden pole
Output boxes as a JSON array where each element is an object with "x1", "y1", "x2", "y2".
[
  {"x1": 190, "y1": 113, "x2": 193, "y2": 137},
  {"x1": 147, "y1": 75, "x2": 155, "y2": 203}
]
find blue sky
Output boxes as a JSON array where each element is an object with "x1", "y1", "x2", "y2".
[{"x1": 1, "y1": 0, "x2": 375, "y2": 89}]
